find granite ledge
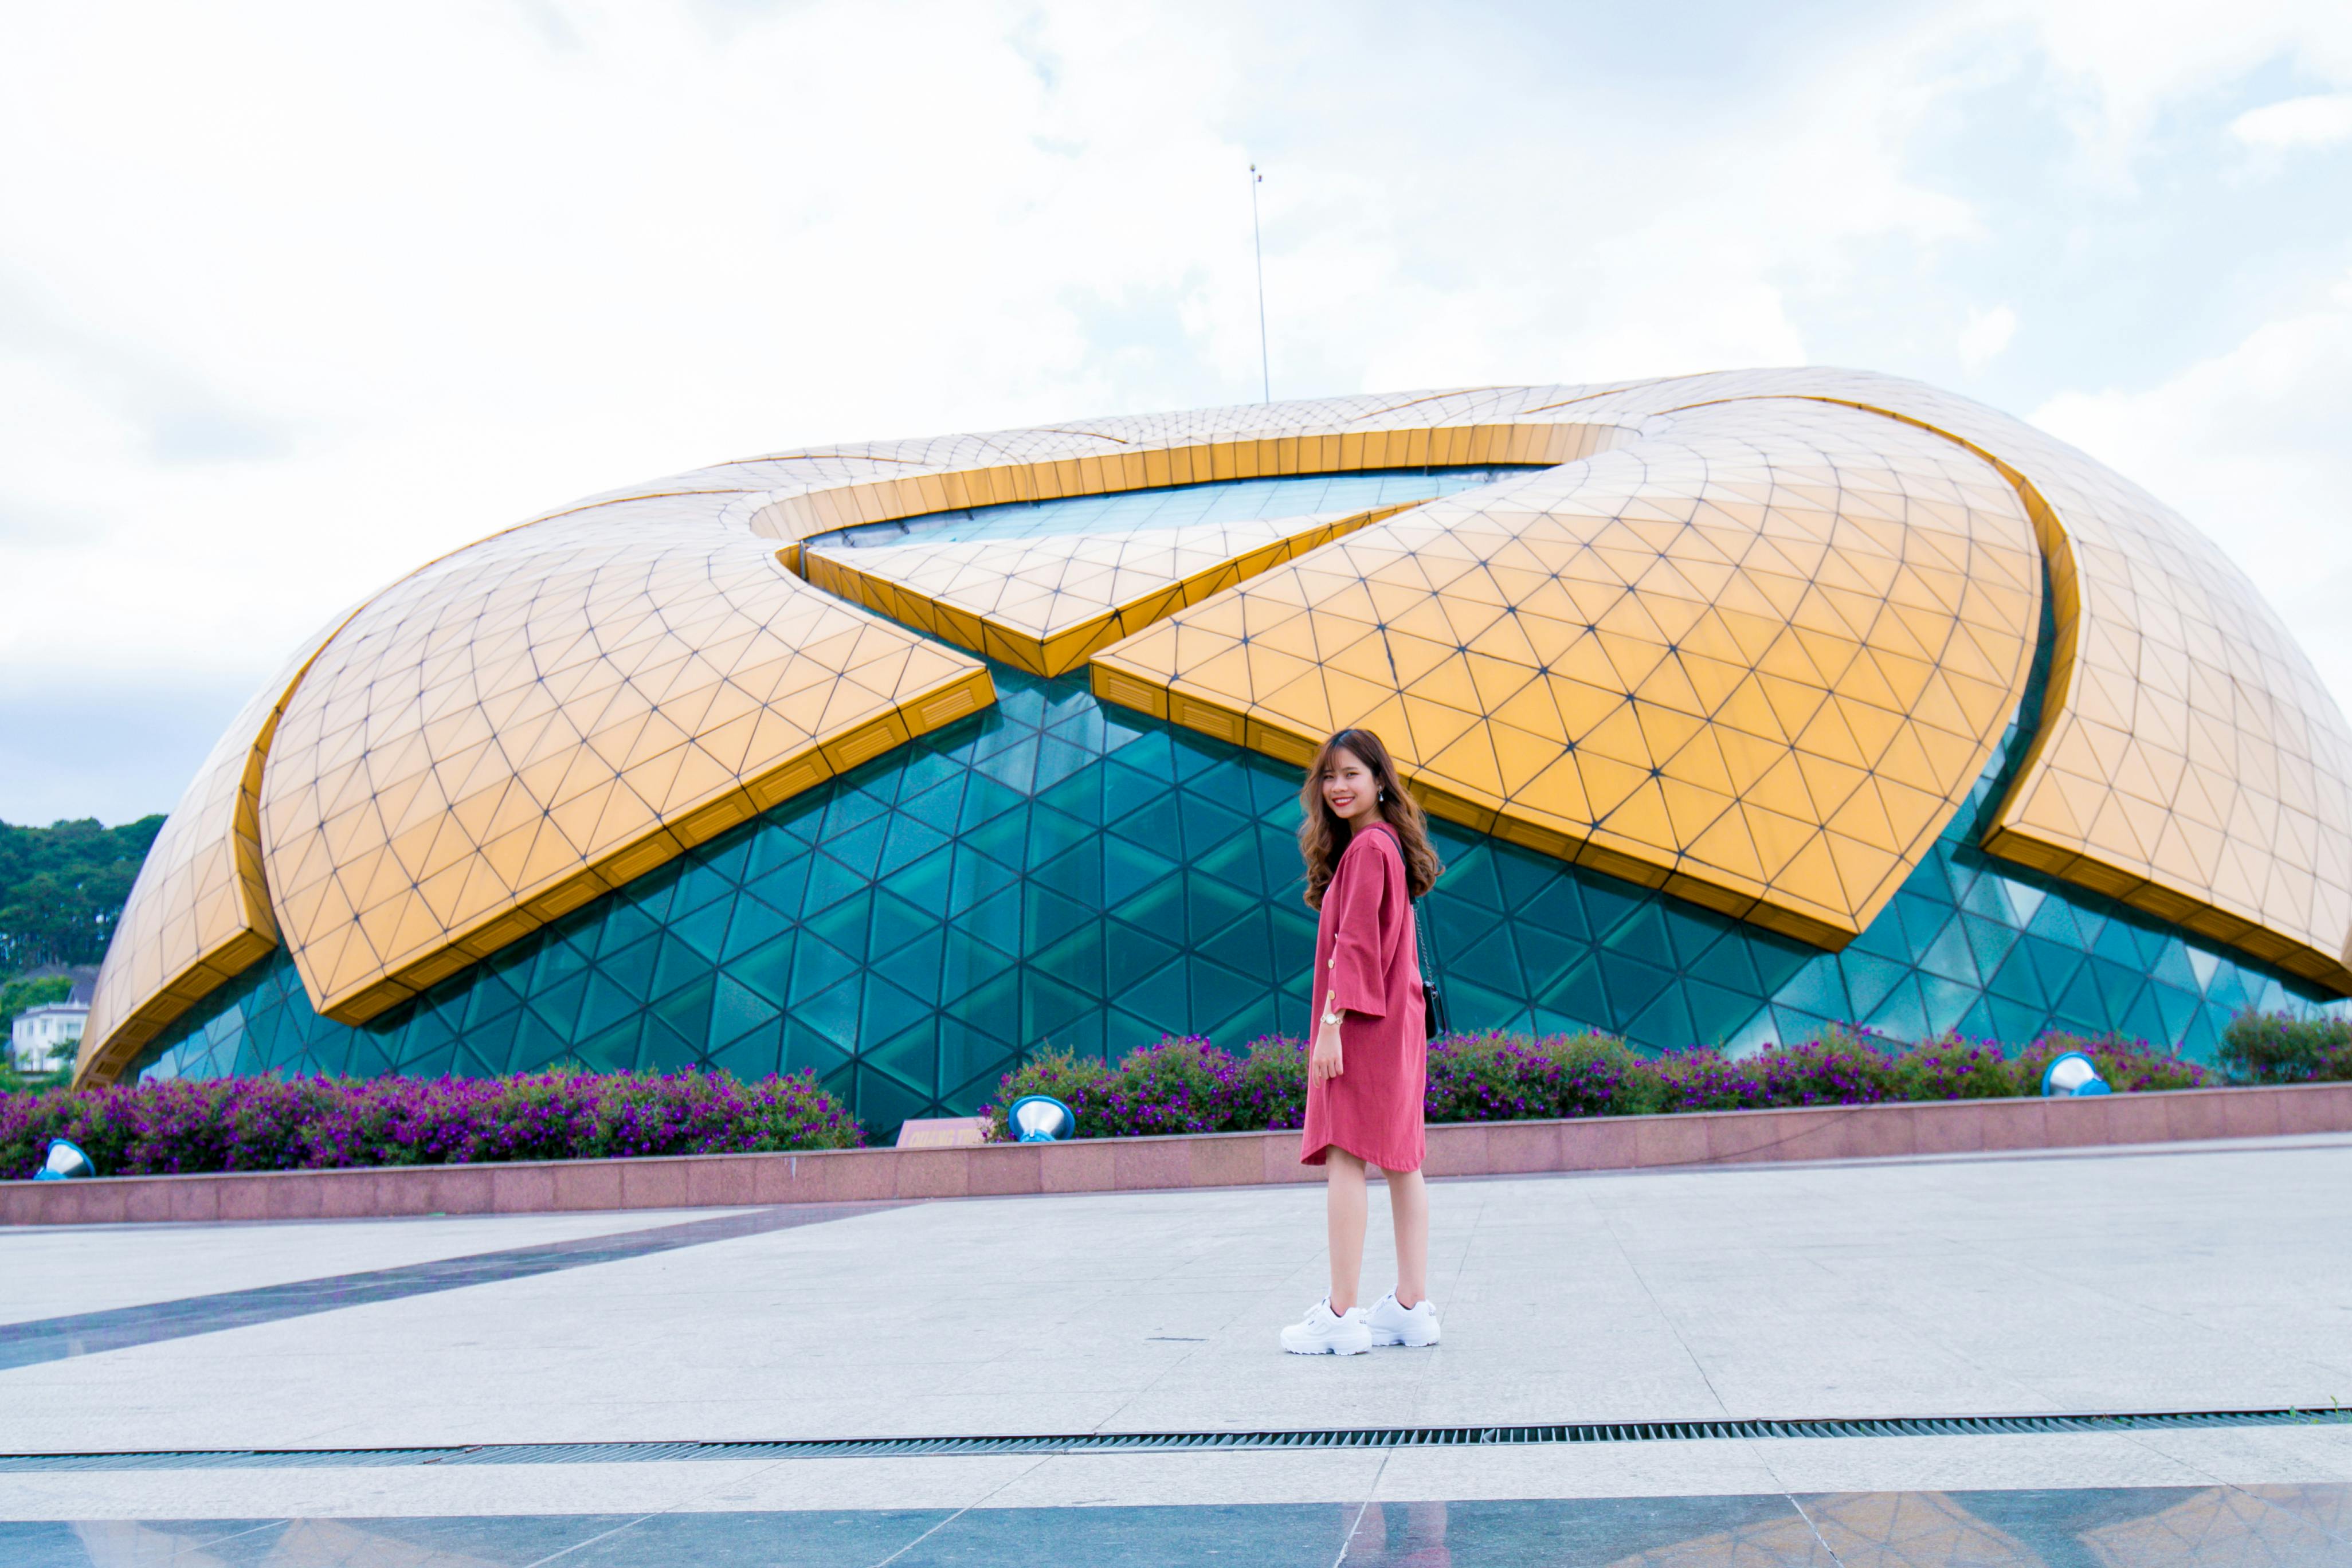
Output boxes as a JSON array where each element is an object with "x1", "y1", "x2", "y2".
[{"x1": 5, "y1": 1081, "x2": 2346, "y2": 1226}]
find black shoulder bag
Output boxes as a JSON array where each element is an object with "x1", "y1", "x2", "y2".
[{"x1": 1412, "y1": 896, "x2": 1448, "y2": 1041}]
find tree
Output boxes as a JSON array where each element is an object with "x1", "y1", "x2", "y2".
[
  {"x1": 0, "y1": 816, "x2": 166, "y2": 973},
  {"x1": 0, "y1": 974, "x2": 72, "y2": 1030}
]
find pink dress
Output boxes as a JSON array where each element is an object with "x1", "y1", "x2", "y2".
[{"x1": 1299, "y1": 821, "x2": 1427, "y2": 1171}]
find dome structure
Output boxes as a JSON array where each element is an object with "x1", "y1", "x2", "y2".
[{"x1": 79, "y1": 371, "x2": 2352, "y2": 1128}]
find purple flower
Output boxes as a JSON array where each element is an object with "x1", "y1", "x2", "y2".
[
  {"x1": 1, "y1": 1068, "x2": 861, "y2": 1180},
  {"x1": 977, "y1": 1023, "x2": 2220, "y2": 1142}
]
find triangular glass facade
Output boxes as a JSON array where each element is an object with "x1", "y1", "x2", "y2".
[{"x1": 144, "y1": 640, "x2": 2333, "y2": 1134}]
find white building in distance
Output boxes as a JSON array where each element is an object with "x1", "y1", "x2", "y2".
[{"x1": 10, "y1": 972, "x2": 94, "y2": 1075}]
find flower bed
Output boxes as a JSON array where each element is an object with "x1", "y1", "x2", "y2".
[
  {"x1": 6, "y1": 1012, "x2": 2330, "y2": 1180},
  {"x1": 978, "y1": 1025, "x2": 2231, "y2": 1142},
  {"x1": 1, "y1": 1069, "x2": 860, "y2": 1181},
  {"x1": 2216, "y1": 1013, "x2": 2352, "y2": 1084}
]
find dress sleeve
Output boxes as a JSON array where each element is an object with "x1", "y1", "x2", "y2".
[{"x1": 1323, "y1": 834, "x2": 1401, "y2": 1019}]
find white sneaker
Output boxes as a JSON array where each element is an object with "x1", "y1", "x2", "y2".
[
  {"x1": 1280, "y1": 1298, "x2": 1373, "y2": 1356},
  {"x1": 1362, "y1": 1291, "x2": 1441, "y2": 1347}
]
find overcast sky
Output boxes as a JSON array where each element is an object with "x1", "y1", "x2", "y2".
[{"x1": 3, "y1": 0, "x2": 2349, "y2": 826}]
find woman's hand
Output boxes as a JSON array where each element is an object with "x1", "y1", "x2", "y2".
[{"x1": 1310, "y1": 1013, "x2": 1344, "y2": 1081}]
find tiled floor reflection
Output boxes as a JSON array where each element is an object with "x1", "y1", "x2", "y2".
[{"x1": 8, "y1": 1484, "x2": 2350, "y2": 1567}]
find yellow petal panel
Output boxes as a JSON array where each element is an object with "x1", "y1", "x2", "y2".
[
  {"x1": 1841, "y1": 382, "x2": 2352, "y2": 991},
  {"x1": 1092, "y1": 399, "x2": 2042, "y2": 947},
  {"x1": 728, "y1": 394, "x2": 1638, "y2": 545},
  {"x1": 76, "y1": 611, "x2": 354, "y2": 1086},
  {"x1": 256, "y1": 504, "x2": 991, "y2": 1026},
  {"x1": 1532, "y1": 370, "x2": 2352, "y2": 993},
  {"x1": 802, "y1": 503, "x2": 1437, "y2": 677},
  {"x1": 81, "y1": 372, "x2": 2352, "y2": 1085}
]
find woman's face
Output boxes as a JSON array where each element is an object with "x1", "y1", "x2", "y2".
[{"x1": 1320, "y1": 747, "x2": 1381, "y2": 827}]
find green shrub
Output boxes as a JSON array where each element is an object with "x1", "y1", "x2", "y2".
[
  {"x1": 1648, "y1": 1031, "x2": 1909, "y2": 1112},
  {"x1": 1226, "y1": 1036, "x2": 1308, "y2": 1131},
  {"x1": 1890, "y1": 1034, "x2": 2016, "y2": 1100},
  {"x1": 1425, "y1": 1031, "x2": 1654, "y2": 1122},
  {"x1": 2013, "y1": 1033, "x2": 2212, "y2": 1095},
  {"x1": 2217, "y1": 1011, "x2": 2352, "y2": 1084},
  {"x1": 979, "y1": 1046, "x2": 1116, "y2": 1140},
  {"x1": 0, "y1": 1060, "x2": 67, "y2": 1097},
  {"x1": 970, "y1": 1022, "x2": 2235, "y2": 1144},
  {"x1": 1103, "y1": 1036, "x2": 1230, "y2": 1135},
  {"x1": 2, "y1": 1071, "x2": 861, "y2": 1179}
]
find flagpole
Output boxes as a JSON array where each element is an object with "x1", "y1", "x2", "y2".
[{"x1": 1249, "y1": 163, "x2": 1269, "y2": 403}]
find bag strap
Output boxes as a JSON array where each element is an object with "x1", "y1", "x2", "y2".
[{"x1": 1410, "y1": 890, "x2": 1448, "y2": 1036}]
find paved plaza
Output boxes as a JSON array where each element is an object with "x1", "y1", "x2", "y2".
[{"x1": 5, "y1": 1135, "x2": 2352, "y2": 1563}]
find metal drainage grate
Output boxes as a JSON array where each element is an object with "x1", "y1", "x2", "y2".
[{"x1": 5, "y1": 1408, "x2": 2350, "y2": 1471}]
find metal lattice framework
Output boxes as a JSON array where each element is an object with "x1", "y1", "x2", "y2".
[
  {"x1": 1095, "y1": 399, "x2": 2043, "y2": 947},
  {"x1": 80, "y1": 373, "x2": 2352, "y2": 1085}
]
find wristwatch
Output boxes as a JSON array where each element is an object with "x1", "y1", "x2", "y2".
[{"x1": 1320, "y1": 1006, "x2": 1343, "y2": 1028}]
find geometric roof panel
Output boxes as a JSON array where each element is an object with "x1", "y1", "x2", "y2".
[
  {"x1": 1092, "y1": 398, "x2": 2044, "y2": 947},
  {"x1": 254, "y1": 505, "x2": 992, "y2": 1025},
  {"x1": 79, "y1": 370, "x2": 2352, "y2": 1082},
  {"x1": 795, "y1": 464, "x2": 1586, "y2": 679},
  {"x1": 1548, "y1": 371, "x2": 2352, "y2": 993},
  {"x1": 805, "y1": 501, "x2": 1417, "y2": 677},
  {"x1": 76, "y1": 609, "x2": 354, "y2": 1084}
]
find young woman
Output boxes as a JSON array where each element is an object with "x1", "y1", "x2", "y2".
[{"x1": 1281, "y1": 728, "x2": 1445, "y2": 1356}]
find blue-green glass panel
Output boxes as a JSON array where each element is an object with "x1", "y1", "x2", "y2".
[{"x1": 137, "y1": 568, "x2": 2346, "y2": 1138}]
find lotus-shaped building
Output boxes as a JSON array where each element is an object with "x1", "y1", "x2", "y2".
[{"x1": 79, "y1": 370, "x2": 2352, "y2": 1128}]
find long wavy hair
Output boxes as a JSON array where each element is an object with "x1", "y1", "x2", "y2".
[{"x1": 1297, "y1": 728, "x2": 1444, "y2": 908}]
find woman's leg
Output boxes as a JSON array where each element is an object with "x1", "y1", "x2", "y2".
[
  {"x1": 1324, "y1": 1150, "x2": 1368, "y2": 1314},
  {"x1": 1386, "y1": 1166, "x2": 1429, "y2": 1308}
]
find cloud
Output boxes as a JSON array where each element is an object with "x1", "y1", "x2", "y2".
[
  {"x1": 0, "y1": 275, "x2": 295, "y2": 471},
  {"x1": 1991, "y1": 0, "x2": 2352, "y2": 182},
  {"x1": 2030, "y1": 268, "x2": 2352, "y2": 721},
  {"x1": 2, "y1": 0, "x2": 2351, "y2": 821},
  {"x1": 1958, "y1": 305, "x2": 2018, "y2": 371},
  {"x1": 2231, "y1": 92, "x2": 2352, "y2": 150},
  {"x1": 0, "y1": 4, "x2": 1951, "y2": 705}
]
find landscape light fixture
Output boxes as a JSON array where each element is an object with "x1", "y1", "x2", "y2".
[
  {"x1": 1007, "y1": 1095, "x2": 1077, "y2": 1143},
  {"x1": 35, "y1": 1139, "x2": 96, "y2": 1180},
  {"x1": 2040, "y1": 1050, "x2": 2111, "y2": 1098}
]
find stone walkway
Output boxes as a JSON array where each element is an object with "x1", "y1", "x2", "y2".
[{"x1": 5, "y1": 1135, "x2": 2351, "y2": 1562}]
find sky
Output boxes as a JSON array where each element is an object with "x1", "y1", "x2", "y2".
[{"x1": 2, "y1": 0, "x2": 2349, "y2": 826}]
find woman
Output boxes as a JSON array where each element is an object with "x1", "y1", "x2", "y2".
[{"x1": 1280, "y1": 728, "x2": 1445, "y2": 1356}]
